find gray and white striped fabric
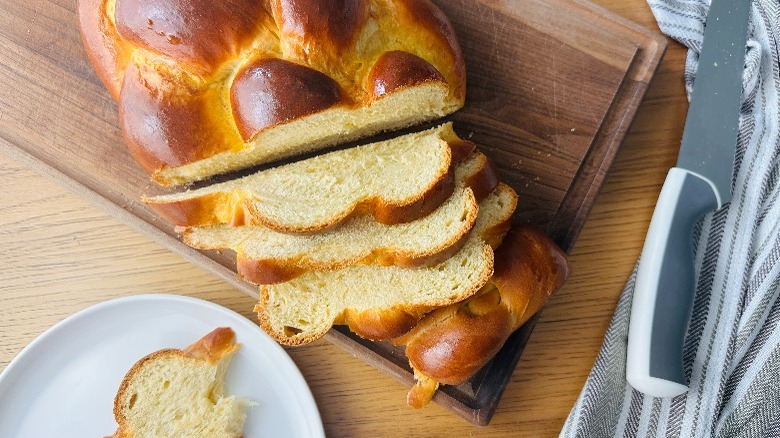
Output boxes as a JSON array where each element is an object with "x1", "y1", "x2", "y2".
[{"x1": 561, "y1": 1, "x2": 780, "y2": 437}]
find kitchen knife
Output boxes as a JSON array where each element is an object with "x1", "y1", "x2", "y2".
[{"x1": 626, "y1": 0, "x2": 751, "y2": 397}]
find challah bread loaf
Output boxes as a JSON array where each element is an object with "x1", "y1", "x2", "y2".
[
  {"x1": 145, "y1": 123, "x2": 473, "y2": 232},
  {"x1": 109, "y1": 327, "x2": 248, "y2": 437},
  {"x1": 393, "y1": 226, "x2": 570, "y2": 408},
  {"x1": 78, "y1": 0, "x2": 465, "y2": 186},
  {"x1": 254, "y1": 183, "x2": 518, "y2": 345},
  {"x1": 183, "y1": 151, "x2": 498, "y2": 284}
]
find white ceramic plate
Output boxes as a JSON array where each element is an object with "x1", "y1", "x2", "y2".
[{"x1": 0, "y1": 294, "x2": 324, "y2": 438}]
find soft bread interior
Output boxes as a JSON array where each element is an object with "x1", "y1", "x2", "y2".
[
  {"x1": 157, "y1": 84, "x2": 458, "y2": 185},
  {"x1": 112, "y1": 329, "x2": 246, "y2": 438},
  {"x1": 146, "y1": 122, "x2": 470, "y2": 231},
  {"x1": 255, "y1": 184, "x2": 519, "y2": 345},
  {"x1": 182, "y1": 152, "x2": 495, "y2": 282}
]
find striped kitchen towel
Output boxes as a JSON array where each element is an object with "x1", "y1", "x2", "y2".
[{"x1": 561, "y1": 1, "x2": 780, "y2": 437}]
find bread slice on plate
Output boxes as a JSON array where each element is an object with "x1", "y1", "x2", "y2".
[
  {"x1": 109, "y1": 327, "x2": 247, "y2": 438},
  {"x1": 254, "y1": 183, "x2": 519, "y2": 345},
  {"x1": 145, "y1": 123, "x2": 474, "y2": 232},
  {"x1": 182, "y1": 152, "x2": 499, "y2": 284}
]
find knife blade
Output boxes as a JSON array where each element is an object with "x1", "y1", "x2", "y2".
[{"x1": 626, "y1": 0, "x2": 751, "y2": 397}]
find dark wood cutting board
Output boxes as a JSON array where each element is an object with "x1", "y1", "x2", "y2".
[{"x1": 0, "y1": 0, "x2": 665, "y2": 425}]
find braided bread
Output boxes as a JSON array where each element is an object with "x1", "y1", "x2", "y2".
[
  {"x1": 255, "y1": 183, "x2": 518, "y2": 345},
  {"x1": 394, "y1": 226, "x2": 570, "y2": 408},
  {"x1": 181, "y1": 151, "x2": 498, "y2": 285},
  {"x1": 144, "y1": 123, "x2": 473, "y2": 232},
  {"x1": 78, "y1": 0, "x2": 465, "y2": 186}
]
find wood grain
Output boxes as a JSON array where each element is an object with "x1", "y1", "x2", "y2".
[
  {"x1": 0, "y1": 0, "x2": 664, "y2": 424},
  {"x1": 0, "y1": 0, "x2": 687, "y2": 435}
]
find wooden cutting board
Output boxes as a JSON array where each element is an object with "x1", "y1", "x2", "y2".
[{"x1": 0, "y1": 0, "x2": 665, "y2": 425}]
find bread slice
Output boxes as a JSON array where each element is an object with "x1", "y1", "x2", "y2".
[
  {"x1": 155, "y1": 83, "x2": 465, "y2": 186},
  {"x1": 145, "y1": 123, "x2": 474, "y2": 232},
  {"x1": 254, "y1": 183, "x2": 519, "y2": 345},
  {"x1": 182, "y1": 152, "x2": 498, "y2": 284},
  {"x1": 109, "y1": 327, "x2": 247, "y2": 438}
]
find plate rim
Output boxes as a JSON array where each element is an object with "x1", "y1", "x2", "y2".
[{"x1": 0, "y1": 293, "x2": 326, "y2": 438}]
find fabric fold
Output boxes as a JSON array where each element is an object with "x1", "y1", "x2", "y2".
[{"x1": 561, "y1": 1, "x2": 780, "y2": 436}]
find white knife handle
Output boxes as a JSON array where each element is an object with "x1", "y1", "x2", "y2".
[{"x1": 626, "y1": 167, "x2": 721, "y2": 397}]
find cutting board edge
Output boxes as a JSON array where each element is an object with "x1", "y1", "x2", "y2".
[
  {"x1": 552, "y1": 32, "x2": 668, "y2": 252},
  {"x1": 0, "y1": 136, "x2": 261, "y2": 301}
]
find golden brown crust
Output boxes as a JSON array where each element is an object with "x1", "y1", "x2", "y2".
[
  {"x1": 273, "y1": 0, "x2": 368, "y2": 54},
  {"x1": 212, "y1": 151, "x2": 494, "y2": 285},
  {"x1": 236, "y1": 256, "x2": 306, "y2": 285},
  {"x1": 145, "y1": 136, "x2": 475, "y2": 230},
  {"x1": 481, "y1": 182, "x2": 518, "y2": 251},
  {"x1": 253, "y1": 240, "x2": 495, "y2": 346},
  {"x1": 78, "y1": 0, "x2": 465, "y2": 185},
  {"x1": 368, "y1": 51, "x2": 445, "y2": 99},
  {"x1": 231, "y1": 58, "x2": 344, "y2": 141},
  {"x1": 118, "y1": 68, "x2": 196, "y2": 172},
  {"x1": 493, "y1": 227, "x2": 571, "y2": 325},
  {"x1": 395, "y1": 0, "x2": 466, "y2": 101},
  {"x1": 396, "y1": 226, "x2": 570, "y2": 406},
  {"x1": 334, "y1": 183, "x2": 515, "y2": 342},
  {"x1": 344, "y1": 307, "x2": 427, "y2": 340},
  {"x1": 78, "y1": 0, "x2": 131, "y2": 99},
  {"x1": 118, "y1": 62, "x2": 244, "y2": 175},
  {"x1": 146, "y1": 191, "x2": 254, "y2": 228},
  {"x1": 231, "y1": 205, "x2": 473, "y2": 284},
  {"x1": 360, "y1": 139, "x2": 473, "y2": 227},
  {"x1": 404, "y1": 300, "x2": 512, "y2": 385},
  {"x1": 111, "y1": 327, "x2": 239, "y2": 437},
  {"x1": 182, "y1": 326, "x2": 239, "y2": 362},
  {"x1": 407, "y1": 370, "x2": 439, "y2": 409},
  {"x1": 465, "y1": 154, "x2": 501, "y2": 202},
  {"x1": 114, "y1": 0, "x2": 263, "y2": 71}
]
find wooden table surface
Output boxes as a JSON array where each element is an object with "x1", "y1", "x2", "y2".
[{"x1": 0, "y1": 1, "x2": 687, "y2": 436}]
